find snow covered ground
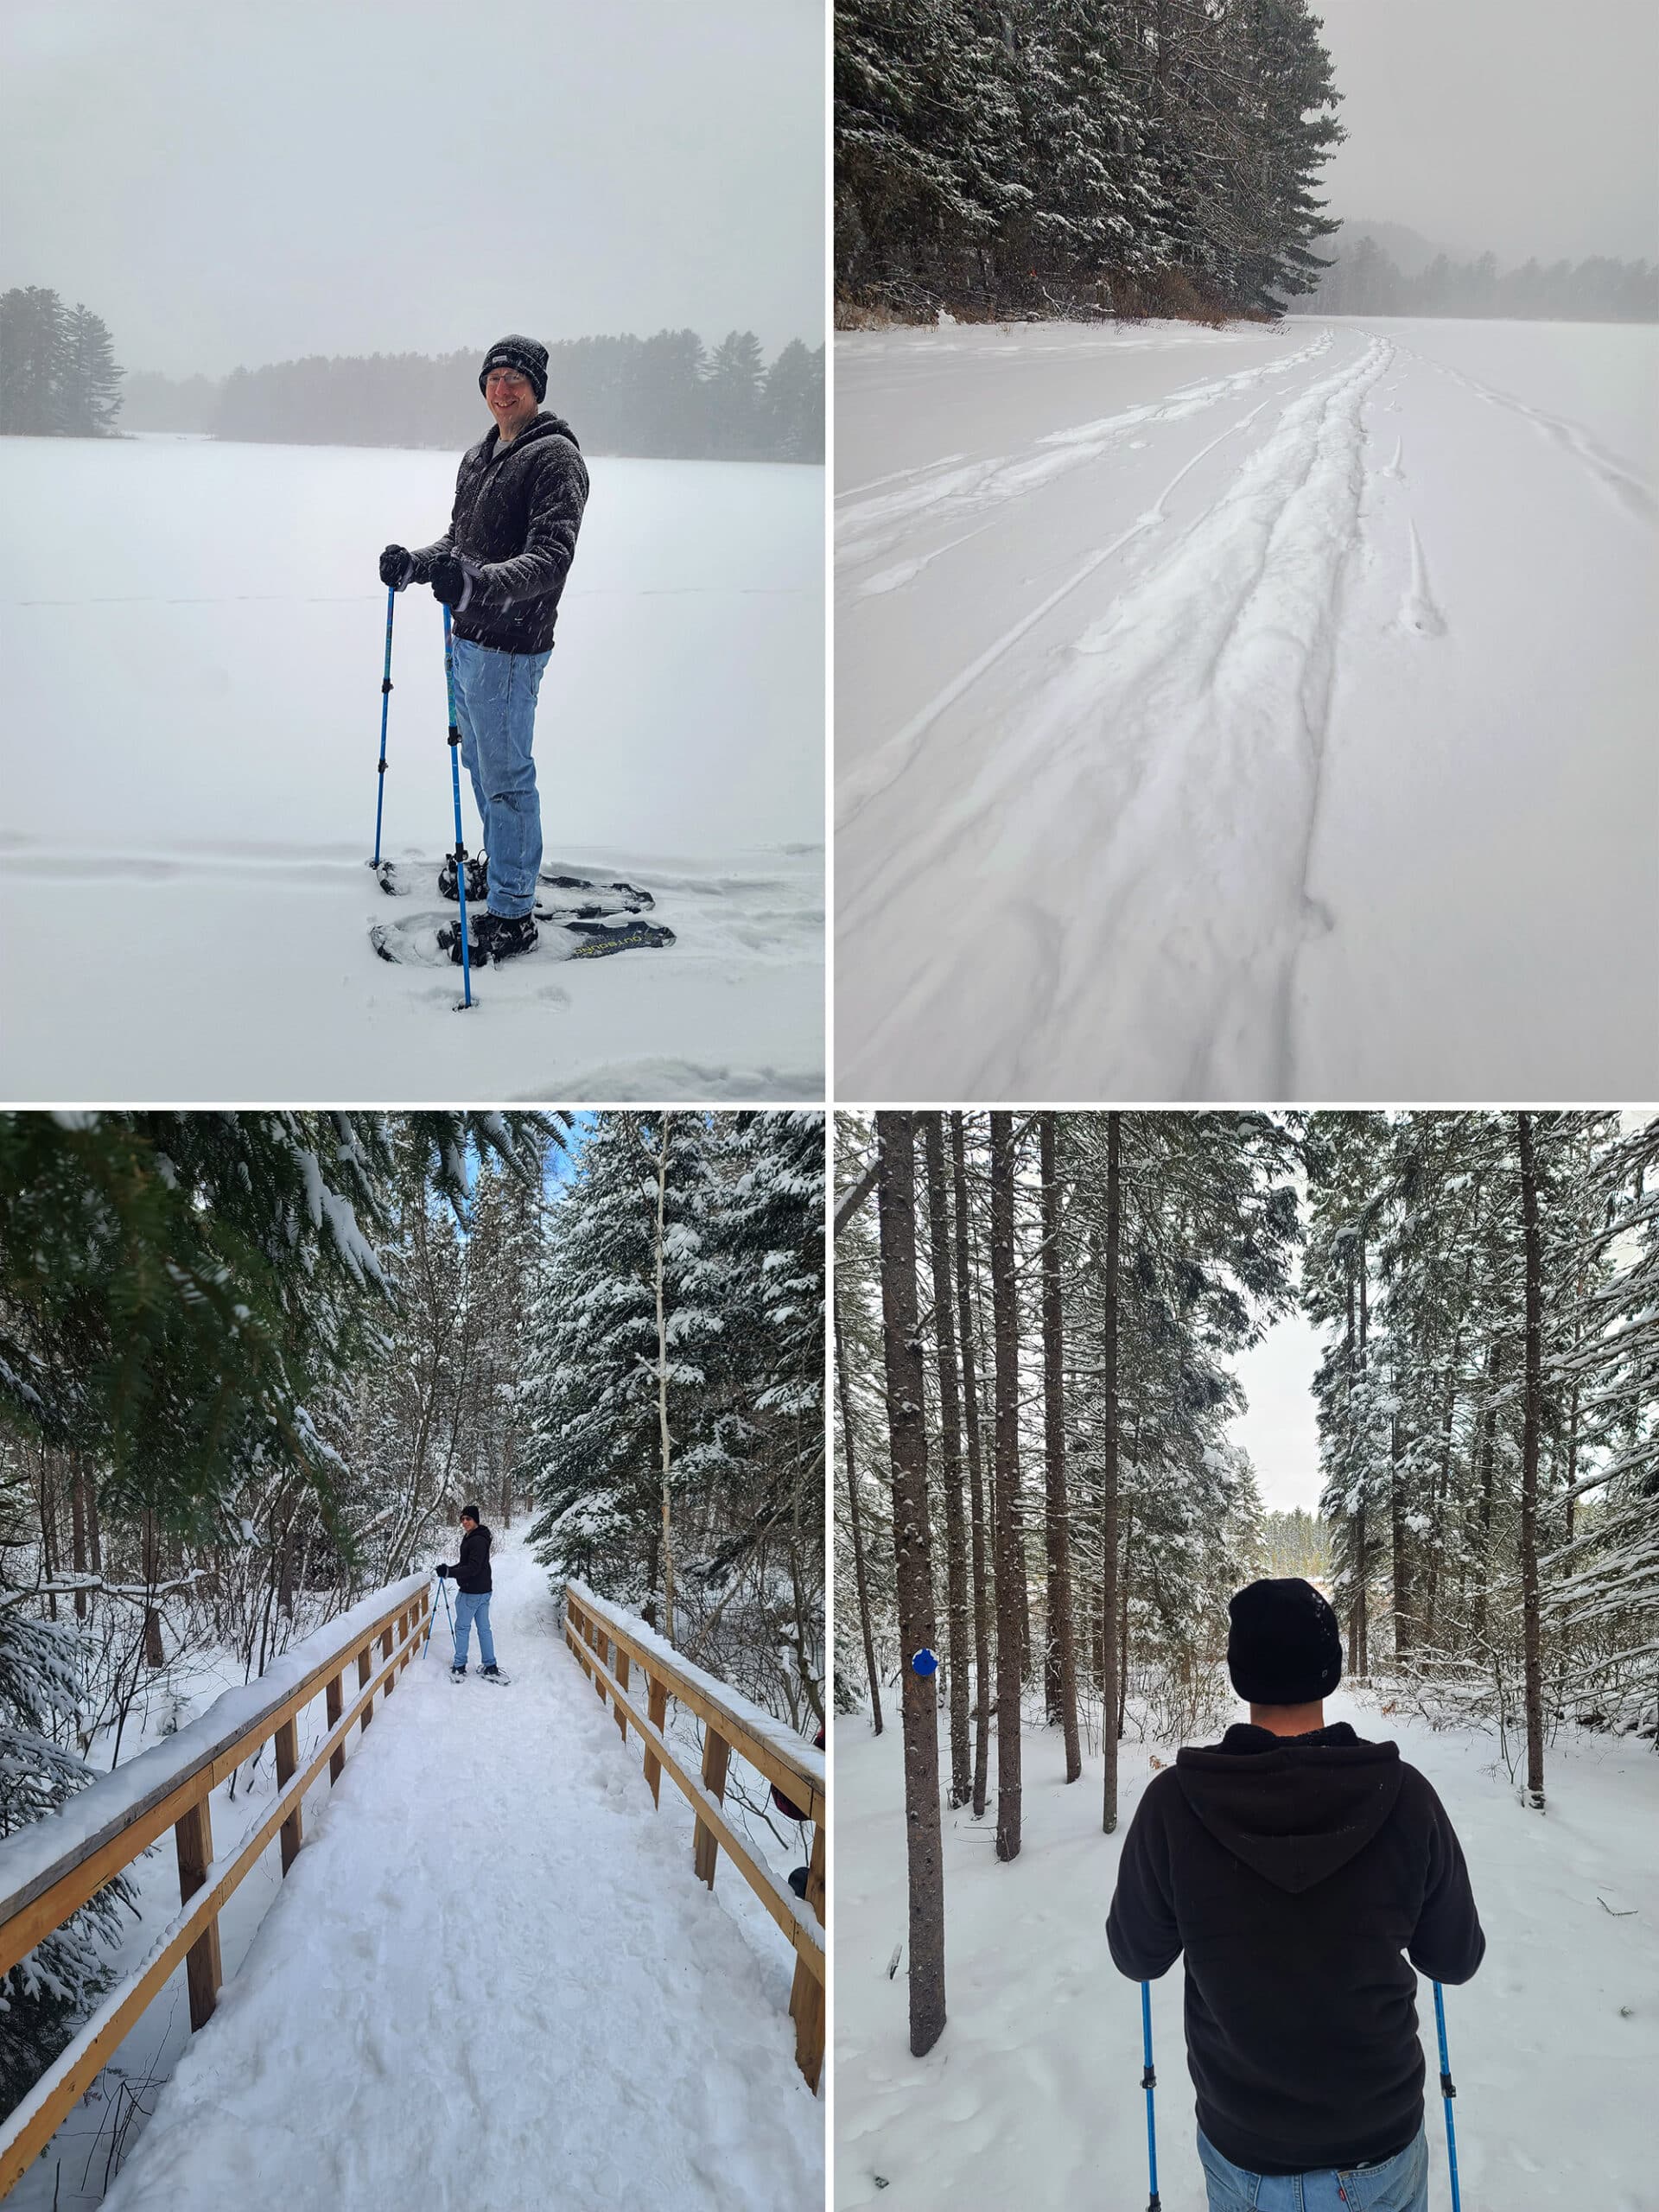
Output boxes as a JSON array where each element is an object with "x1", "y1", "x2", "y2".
[
  {"x1": 17, "y1": 1541, "x2": 822, "y2": 2212},
  {"x1": 835, "y1": 317, "x2": 1659, "y2": 1099},
  {"x1": 834, "y1": 1686, "x2": 1659, "y2": 2210},
  {"x1": 0, "y1": 434, "x2": 823, "y2": 1100}
]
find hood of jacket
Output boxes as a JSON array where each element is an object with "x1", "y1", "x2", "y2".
[
  {"x1": 1173, "y1": 1722, "x2": 1403, "y2": 1895},
  {"x1": 483, "y1": 410, "x2": 580, "y2": 462}
]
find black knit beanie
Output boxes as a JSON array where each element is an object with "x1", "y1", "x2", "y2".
[
  {"x1": 479, "y1": 334, "x2": 548, "y2": 404},
  {"x1": 1227, "y1": 1577, "x2": 1343, "y2": 1705},
  {"x1": 461, "y1": 1503, "x2": 480, "y2": 1526}
]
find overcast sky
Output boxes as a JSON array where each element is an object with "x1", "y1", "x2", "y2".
[
  {"x1": 1230, "y1": 1307, "x2": 1323, "y2": 1516},
  {"x1": 1, "y1": 0, "x2": 824, "y2": 379},
  {"x1": 1313, "y1": 0, "x2": 1659, "y2": 264}
]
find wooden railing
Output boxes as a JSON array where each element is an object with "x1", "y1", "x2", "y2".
[
  {"x1": 563, "y1": 1580, "x2": 826, "y2": 2091},
  {"x1": 0, "y1": 1571, "x2": 431, "y2": 2197}
]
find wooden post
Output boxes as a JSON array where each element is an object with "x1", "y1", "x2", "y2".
[
  {"x1": 174, "y1": 1795, "x2": 223, "y2": 2031},
  {"x1": 693, "y1": 1727, "x2": 732, "y2": 1887},
  {"x1": 275, "y1": 1717, "x2": 302, "y2": 1872},
  {"x1": 592, "y1": 1624, "x2": 608, "y2": 1705},
  {"x1": 614, "y1": 1648, "x2": 631, "y2": 1740},
  {"x1": 327, "y1": 1669, "x2": 345, "y2": 1783},
  {"x1": 643, "y1": 1675, "x2": 668, "y2": 1807},
  {"x1": 358, "y1": 1642, "x2": 372, "y2": 1729},
  {"x1": 790, "y1": 1823, "x2": 826, "y2": 2092}
]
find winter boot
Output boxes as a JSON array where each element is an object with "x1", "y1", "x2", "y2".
[
  {"x1": 438, "y1": 850, "x2": 488, "y2": 904},
  {"x1": 450, "y1": 1663, "x2": 467, "y2": 1681},
  {"x1": 480, "y1": 1663, "x2": 508, "y2": 1684},
  {"x1": 480, "y1": 911, "x2": 538, "y2": 964}
]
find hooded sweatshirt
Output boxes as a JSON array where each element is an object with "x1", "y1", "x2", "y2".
[
  {"x1": 1106, "y1": 1721, "x2": 1484, "y2": 2176},
  {"x1": 410, "y1": 412, "x2": 588, "y2": 655}
]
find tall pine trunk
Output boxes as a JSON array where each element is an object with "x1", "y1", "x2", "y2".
[
  {"x1": 1516, "y1": 1112, "x2": 1546, "y2": 1811},
  {"x1": 834, "y1": 1291, "x2": 883, "y2": 1735},
  {"x1": 924, "y1": 1116, "x2": 971, "y2": 1805},
  {"x1": 952, "y1": 1114, "x2": 993, "y2": 1821},
  {"x1": 876, "y1": 1113, "x2": 946, "y2": 2050},
  {"x1": 1039, "y1": 1116, "x2": 1082, "y2": 1783},
  {"x1": 1101, "y1": 1112, "x2": 1122, "y2": 1835},
  {"x1": 653, "y1": 1114, "x2": 677, "y2": 1647},
  {"x1": 989, "y1": 1112, "x2": 1023, "y2": 1862}
]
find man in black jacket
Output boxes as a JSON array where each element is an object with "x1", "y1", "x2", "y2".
[
  {"x1": 379, "y1": 334, "x2": 589, "y2": 965},
  {"x1": 1107, "y1": 1577, "x2": 1484, "y2": 2211},
  {"x1": 435, "y1": 1504, "x2": 500, "y2": 1681}
]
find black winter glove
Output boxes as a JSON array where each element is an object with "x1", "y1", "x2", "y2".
[
  {"x1": 429, "y1": 552, "x2": 474, "y2": 611},
  {"x1": 435, "y1": 1562, "x2": 449, "y2": 1580},
  {"x1": 379, "y1": 543, "x2": 415, "y2": 589}
]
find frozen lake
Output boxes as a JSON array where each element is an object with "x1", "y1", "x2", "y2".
[{"x1": 835, "y1": 316, "x2": 1659, "y2": 1100}]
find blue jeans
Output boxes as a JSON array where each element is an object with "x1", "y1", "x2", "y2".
[
  {"x1": 451, "y1": 636, "x2": 552, "y2": 918},
  {"x1": 451, "y1": 1590, "x2": 495, "y2": 1669},
  {"x1": 1198, "y1": 2126, "x2": 1428, "y2": 2211}
]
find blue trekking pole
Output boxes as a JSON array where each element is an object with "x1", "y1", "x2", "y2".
[
  {"x1": 441, "y1": 604, "x2": 475, "y2": 1009},
  {"x1": 370, "y1": 584, "x2": 396, "y2": 869},
  {"x1": 423, "y1": 1572, "x2": 456, "y2": 1658},
  {"x1": 1141, "y1": 1982, "x2": 1160, "y2": 2211},
  {"x1": 1433, "y1": 1982, "x2": 1463, "y2": 2212}
]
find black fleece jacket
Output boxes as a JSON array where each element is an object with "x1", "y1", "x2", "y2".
[
  {"x1": 1107, "y1": 1722, "x2": 1484, "y2": 2176},
  {"x1": 441, "y1": 1524, "x2": 493, "y2": 1596},
  {"x1": 410, "y1": 412, "x2": 588, "y2": 654}
]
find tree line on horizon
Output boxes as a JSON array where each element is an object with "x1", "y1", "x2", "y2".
[
  {"x1": 836, "y1": 1108, "x2": 1656, "y2": 2057},
  {"x1": 0, "y1": 285, "x2": 824, "y2": 461},
  {"x1": 836, "y1": 0, "x2": 1344, "y2": 322},
  {"x1": 1295, "y1": 234, "x2": 1659, "y2": 321}
]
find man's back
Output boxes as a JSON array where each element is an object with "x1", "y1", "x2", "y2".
[{"x1": 1107, "y1": 1721, "x2": 1484, "y2": 2176}]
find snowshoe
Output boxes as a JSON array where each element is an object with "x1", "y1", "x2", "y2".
[
  {"x1": 450, "y1": 1665, "x2": 467, "y2": 1682},
  {"x1": 370, "y1": 911, "x2": 672, "y2": 967},
  {"x1": 479, "y1": 1664, "x2": 511, "y2": 1685},
  {"x1": 534, "y1": 869, "x2": 654, "y2": 924},
  {"x1": 438, "y1": 851, "x2": 489, "y2": 905},
  {"x1": 561, "y1": 917, "x2": 676, "y2": 960}
]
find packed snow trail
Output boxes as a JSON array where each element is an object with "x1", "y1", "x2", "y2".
[
  {"x1": 94, "y1": 1542, "x2": 821, "y2": 2212},
  {"x1": 836, "y1": 317, "x2": 1659, "y2": 1099},
  {"x1": 834, "y1": 1686, "x2": 1659, "y2": 2211}
]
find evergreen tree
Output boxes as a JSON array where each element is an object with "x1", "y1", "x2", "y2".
[{"x1": 523, "y1": 1114, "x2": 723, "y2": 1617}]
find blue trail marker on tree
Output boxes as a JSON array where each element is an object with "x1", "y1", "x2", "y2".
[{"x1": 911, "y1": 1648, "x2": 938, "y2": 1677}]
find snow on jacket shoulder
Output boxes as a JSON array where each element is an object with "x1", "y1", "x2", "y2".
[
  {"x1": 1105, "y1": 1720, "x2": 1484, "y2": 2177},
  {"x1": 410, "y1": 412, "x2": 588, "y2": 655}
]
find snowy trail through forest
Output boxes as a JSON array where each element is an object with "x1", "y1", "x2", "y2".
[
  {"x1": 93, "y1": 1542, "x2": 822, "y2": 2212},
  {"x1": 835, "y1": 318, "x2": 1659, "y2": 1099},
  {"x1": 835, "y1": 1688, "x2": 1659, "y2": 2211}
]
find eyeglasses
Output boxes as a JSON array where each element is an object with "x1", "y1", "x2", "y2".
[{"x1": 486, "y1": 372, "x2": 528, "y2": 391}]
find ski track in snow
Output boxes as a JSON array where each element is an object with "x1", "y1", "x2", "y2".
[
  {"x1": 836, "y1": 315, "x2": 1659, "y2": 1097},
  {"x1": 842, "y1": 332, "x2": 1391, "y2": 1097},
  {"x1": 835, "y1": 328, "x2": 1332, "y2": 575},
  {"x1": 96, "y1": 1542, "x2": 821, "y2": 2212},
  {"x1": 1389, "y1": 342, "x2": 1658, "y2": 524}
]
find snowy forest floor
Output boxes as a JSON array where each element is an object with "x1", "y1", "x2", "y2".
[
  {"x1": 0, "y1": 434, "x2": 823, "y2": 1099},
  {"x1": 835, "y1": 317, "x2": 1659, "y2": 1100},
  {"x1": 19, "y1": 1541, "x2": 822, "y2": 2212},
  {"x1": 834, "y1": 1683, "x2": 1659, "y2": 2211}
]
